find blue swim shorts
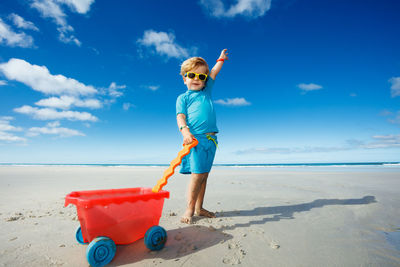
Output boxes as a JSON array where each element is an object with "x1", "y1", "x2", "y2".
[{"x1": 180, "y1": 134, "x2": 218, "y2": 174}]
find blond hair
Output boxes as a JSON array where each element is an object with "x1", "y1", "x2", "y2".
[{"x1": 180, "y1": 57, "x2": 209, "y2": 76}]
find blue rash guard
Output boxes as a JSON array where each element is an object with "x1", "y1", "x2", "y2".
[{"x1": 176, "y1": 77, "x2": 218, "y2": 134}]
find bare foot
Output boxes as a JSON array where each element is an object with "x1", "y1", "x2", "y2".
[
  {"x1": 180, "y1": 209, "x2": 193, "y2": 224},
  {"x1": 194, "y1": 208, "x2": 216, "y2": 218},
  {"x1": 180, "y1": 216, "x2": 192, "y2": 224}
]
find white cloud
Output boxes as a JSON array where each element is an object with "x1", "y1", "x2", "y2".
[
  {"x1": 214, "y1": 97, "x2": 251, "y2": 106},
  {"x1": 123, "y1": 103, "x2": 134, "y2": 111},
  {"x1": 0, "y1": 80, "x2": 7, "y2": 86},
  {"x1": 14, "y1": 105, "x2": 98, "y2": 121},
  {"x1": 0, "y1": 18, "x2": 34, "y2": 48},
  {"x1": 379, "y1": 109, "x2": 400, "y2": 125},
  {"x1": 35, "y1": 95, "x2": 102, "y2": 109},
  {"x1": 380, "y1": 109, "x2": 393, "y2": 117},
  {"x1": 98, "y1": 82, "x2": 127, "y2": 106},
  {"x1": 30, "y1": 0, "x2": 94, "y2": 46},
  {"x1": 236, "y1": 146, "x2": 351, "y2": 155},
  {"x1": 8, "y1": 14, "x2": 39, "y2": 31},
  {"x1": 142, "y1": 84, "x2": 160, "y2": 91},
  {"x1": 389, "y1": 77, "x2": 400, "y2": 97},
  {"x1": 0, "y1": 116, "x2": 14, "y2": 121},
  {"x1": 235, "y1": 135, "x2": 400, "y2": 155},
  {"x1": 31, "y1": 0, "x2": 80, "y2": 45},
  {"x1": 388, "y1": 111, "x2": 400, "y2": 125},
  {"x1": 0, "y1": 131, "x2": 27, "y2": 142},
  {"x1": 297, "y1": 83, "x2": 323, "y2": 92},
  {"x1": 58, "y1": 31, "x2": 81, "y2": 46},
  {"x1": 0, "y1": 116, "x2": 26, "y2": 143},
  {"x1": 137, "y1": 30, "x2": 190, "y2": 59},
  {"x1": 0, "y1": 58, "x2": 97, "y2": 96},
  {"x1": 27, "y1": 121, "x2": 85, "y2": 137},
  {"x1": 0, "y1": 116, "x2": 23, "y2": 132},
  {"x1": 199, "y1": 0, "x2": 272, "y2": 19},
  {"x1": 0, "y1": 122, "x2": 23, "y2": 131},
  {"x1": 31, "y1": 0, "x2": 67, "y2": 27},
  {"x1": 47, "y1": 121, "x2": 60, "y2": 127},
  {"x1": 147, "y1": 85, "x2": 160, "y2": 91},
  {"x1": 363, "y1": 135, "x2": 400, "y2": 149},
  {"x1": 108, "y1": 82, "x2": 126, "y2": 98},
  {"x1": 58, "y1": 0, "x2": 95, "y2": 14}
]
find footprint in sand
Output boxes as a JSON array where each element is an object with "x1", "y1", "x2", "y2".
[
  {"x1": 5, "y1": 212, "x2": 25, "y2": 222},
  {"x1": 174, "y1": 233, "x2": 183, "y2": 241},
  {"x1": 208, "y1": 225, "x2": 217, "y2": 231},
  {"x1": 177, "y1": 242, "x2": 197, "y2": 254},
  {"x1": 174, "y1": 233, "x2": 198, "y2": 256},
  {"x1": 223, "y1": 241, "x2": 246, "y2": 265},
  {"x1": 270, "y1": 241, "x2": 280, "y2": 249}
]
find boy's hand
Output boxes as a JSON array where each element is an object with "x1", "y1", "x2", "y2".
[
  {"x1": 210, "y1": 48, "x2": 229, "y2": 80},
  {"x1": 182, "y1": 129, "x2": 195, "y2": 145},
  {"x1": 219, "y1": 49, "x2": 229, "y2": 61}
]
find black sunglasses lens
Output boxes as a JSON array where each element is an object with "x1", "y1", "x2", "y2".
[
  {"x1": 199, "y1": 74, "x2": 207, "y2": 81},
  {"x1": 187, "y1": 73, "x2": 195, "y2": 79}
]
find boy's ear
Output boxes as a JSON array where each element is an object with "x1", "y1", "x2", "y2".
[{"x1": 182, "y1": 76, "x2": 186, "y2": 84}]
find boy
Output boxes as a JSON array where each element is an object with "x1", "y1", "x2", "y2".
[{"x1": 176, "y1": 49, "x2": 229, "y2": 224}]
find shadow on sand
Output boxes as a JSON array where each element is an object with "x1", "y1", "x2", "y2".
[
  {"x1": 110, "y1": 225, "x2": 232, "y2": 266},
  {"x1": 217, "y1": 195, "x2": 377, "y2": 230},
  {"x1": 110, "y1": 195, "x2": 376, "y2": 265}
]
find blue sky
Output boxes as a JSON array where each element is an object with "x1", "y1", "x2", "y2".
[{"x1": 0, "y1": 0, "x2": 399, "y2": 164}]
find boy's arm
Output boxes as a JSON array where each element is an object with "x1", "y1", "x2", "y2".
[
  {"x1": 209, "y1": 49, "x2": 229, "y2": 80},
  {"x1": 177, "y1": 113, "x2": 195, "y2": 145}
]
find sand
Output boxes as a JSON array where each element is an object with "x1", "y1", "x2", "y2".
[{"x1": 0, "y1": 165, "x2": 399, "y2": 266}]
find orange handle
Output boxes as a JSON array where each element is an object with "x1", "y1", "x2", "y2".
[{"x1": 152, "y1": 138, "x2": 198, "y2": 193}]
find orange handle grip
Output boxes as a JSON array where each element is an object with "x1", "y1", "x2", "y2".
[{"x1": 152, "y1": 138, "x2": 198, "y2": 193}]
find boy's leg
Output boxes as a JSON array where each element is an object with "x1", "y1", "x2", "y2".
[
  {"x1": 194, "y1": 172, "x2": 216, "y2": 218},
  {"x1": 181, "y1": 173, "x2": 207, "y2": 224}
]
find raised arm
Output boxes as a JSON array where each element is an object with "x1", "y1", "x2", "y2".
[{"x1": 209, "y1": 49, "x2": 229, "y2": 80}]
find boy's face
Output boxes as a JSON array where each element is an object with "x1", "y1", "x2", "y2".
[{"x1": 183, "y1": 65, "x2": 208, "y2": 91}]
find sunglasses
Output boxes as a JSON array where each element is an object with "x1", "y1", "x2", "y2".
[{"x1": 185, "y1": 72, "x2": 208, "y2": 81}]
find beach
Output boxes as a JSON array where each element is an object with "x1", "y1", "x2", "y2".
[{"x1": 0, "y1": 165, "x2": 399, "y2": 266}]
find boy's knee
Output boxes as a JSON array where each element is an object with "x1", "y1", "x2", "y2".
[
  {"x1": 199, "y1": 172, "x2": 209, "y2": 181},
  {"x1": 192, "y1": 172, "x2": 208, "y2": 180}
]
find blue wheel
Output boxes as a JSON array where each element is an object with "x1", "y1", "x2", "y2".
[
  {"x1": 75, "y1": 226, "x2": 88, "y2": 245},
  {"x1": 144, "y1": 226, "x2": 167, "y2": 251},
  {"x1": 86, "y1": 237, "x2": 116, "y2": 267}
]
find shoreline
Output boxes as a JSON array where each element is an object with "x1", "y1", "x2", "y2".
[{"x1": 1, "y1": 161, "x2": 399, "y2": 166}]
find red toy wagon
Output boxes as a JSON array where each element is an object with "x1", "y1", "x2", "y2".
[
  {"x1": 64, "y1": 139, "x2": 197, "y2": 266},
  {"x1": 65, "y1": 187, "x2": 169, "y2": 267}
]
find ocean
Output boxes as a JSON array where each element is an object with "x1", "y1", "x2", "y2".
[{"x1": 0, "y1": 162, "x2": 399, "y2": 167}]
